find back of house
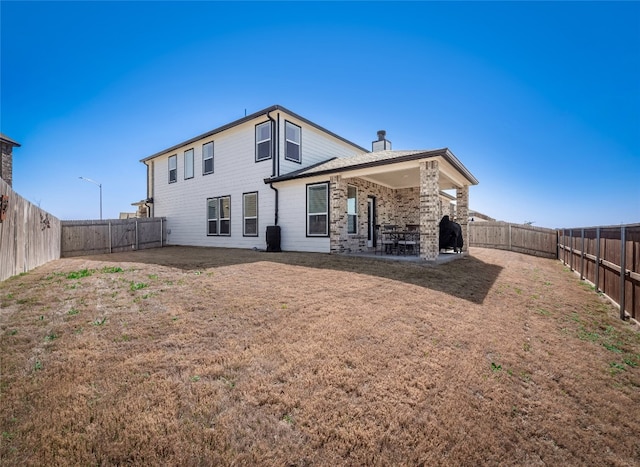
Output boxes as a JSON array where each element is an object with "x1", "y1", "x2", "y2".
[
  {"x1": 139, "y1": 104, "x2": 478, "y2": 259},
  {"x1": 140, "y1": 105, "x2": 368, "y2": 251}
]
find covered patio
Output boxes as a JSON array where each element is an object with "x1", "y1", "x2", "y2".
[
  {"x1": 267, "y1": 148, "x2": 478, "y2": 261},
  {"x1": 325, "y1": 148, "x2": 479, "y2": 260}
]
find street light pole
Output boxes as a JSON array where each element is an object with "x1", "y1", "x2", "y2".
[{"x1": 79, "y1": 176, "x2": 102, "y2": 220}]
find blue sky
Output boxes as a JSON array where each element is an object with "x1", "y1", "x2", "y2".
[{"x1": 1, "y1": 1, "x2": 639, "y2": 228}]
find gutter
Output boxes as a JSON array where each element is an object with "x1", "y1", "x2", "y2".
[
  {"x1": 265, "y1": 149, "x2": 479, "y2": 186},
  {"x1": 139, "y1": 104, "x2": 368, "y2": 163}
]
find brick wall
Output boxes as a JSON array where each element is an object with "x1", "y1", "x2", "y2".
[
  {"x1": 329, "y1": 167, "x2": 466, "y2": 259},
  {"x1": 330, "y1": 176, "x2": 396, "y2": 253}
]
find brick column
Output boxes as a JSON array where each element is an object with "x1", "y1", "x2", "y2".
[
  {"x1": 419, "y1": 160, "x2": 440, "y2": 260},
  {"x1": 329, "y1": 175, "x2": 347, "y2": 253},
  {"x1": 456, "y1": 185, "x2": 469, "y2": 252},
  {"x1": 0, "y1": 141, "x2": 13, "y2": 187}
]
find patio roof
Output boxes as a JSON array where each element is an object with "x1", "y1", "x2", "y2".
[
  {"x1": 265, "y1": 148, "x2": 479, "y2": 190},
  {"x1": 0, "y1": 133, "x2": 21, "y2": 147}
]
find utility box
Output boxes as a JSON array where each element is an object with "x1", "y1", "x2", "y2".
[{"x1": 266, "y1": 225, "x2": 281, "y2": 252}]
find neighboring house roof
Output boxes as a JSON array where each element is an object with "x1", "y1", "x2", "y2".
[
  {"x1": 469, "y1": 210, "x2": 496, "y2": 221},
  {"x1": 0, "y1": 133, "x2": 21, "y2": 147},
  {"x1": 140, "y1": 104, "x2": 368, "y2": 162},
  {"x1": 265, "y1": 148, "x2": 479, "y2": 186}
]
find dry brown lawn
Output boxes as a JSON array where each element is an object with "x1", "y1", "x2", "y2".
[{"x1": 1, "y1": 246, "x2": 639, "y2": 466}]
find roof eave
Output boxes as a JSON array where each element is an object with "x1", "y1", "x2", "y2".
[
  {"x1": 140, "y1": 104, "x2": 367, "y2": 163},
  {"x1": 442, "y1": 148, "x2": 479, "y2": 185},
  {"x1": 267, "y1": 148, "x2": 478, "y2": 186},
  {"x1": 0, "y1": 133, "x2": 21, "y2": 147}
]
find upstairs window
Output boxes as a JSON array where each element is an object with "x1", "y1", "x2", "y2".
[
  {"x1": 347, "y1": 185, "x2": 357, "y2": 234},
  {"x1": 243, "y1": 192, "x2": 258, "y2": 236},
  {"x1": 168, "y1": 155, "x2": 177, "y2": 183},
  {"x1": 203, "y1": 142, "x2": 214, "y2": 175},
  {"x1": 307, "y1": 182, "x2": 329, "y2": 237},
  {"x1": 255, "y1": 121, "x2": 272, "y2": 161},
  {"x1": 207, "y1": 196, "x2": 231, "y2": 236},
  {"x1": 285, "y1": 121, "x2": 301, "y2": 163},
  {"x1": 184, "y1": 149, "x2": 194, "y2": 179}
]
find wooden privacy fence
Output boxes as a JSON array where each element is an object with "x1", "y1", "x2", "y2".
[
  {"x1": 61, "y1": 218, "x2": 166, "y2": 257},
  {"x1": 468, "y1": 221, "x2": 557, "y2": 258},
  {"x1": 0, "y1": 178, "x2": 61, "y2": 282},
  {"x1": 558, "y1": 224, "x2": 640, "y2": 322}
]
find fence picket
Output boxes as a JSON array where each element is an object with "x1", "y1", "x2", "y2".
[
  {"x1": 470, "y1": 221, "x2": 639, "y2": 321},
  {"x1": 0, "y1": 179, "x2": 61, "y2": 281},
  {"x1": 60, "y1": 218, "x2": 166, "y2": 257}
]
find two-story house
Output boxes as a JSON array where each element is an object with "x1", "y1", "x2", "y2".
[{"x1": 140, "y1": 105, "x2": 478, "y2": 260}]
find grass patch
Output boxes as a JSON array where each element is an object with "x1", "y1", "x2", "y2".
[
  {"x1": 101, "y1": 266, "x2": 124, "y2": 274},
  {"x1": 577, "y1": 328, "x2": 600, "y2": 342},
  {"x1": 66, "y1": 269, "x2": 93, "y2": 279},
  {"x1": 603, "y1": 342, "x2": 623, "y2": 353}
]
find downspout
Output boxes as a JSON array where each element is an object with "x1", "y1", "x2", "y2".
[
  {"x1": 267, "y1": 110, "x2": 279, "y2": 225},
  {"x1": 145, "y1": 160, "x2": 153, "y2": 217},
  {"x1": 269, "y1": 183, "x2": 279, "y2": 226}
]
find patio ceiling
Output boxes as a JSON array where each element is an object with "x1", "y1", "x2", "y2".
[{"x1": 343, "y1": 157, "x2": 472, "y2": 190}]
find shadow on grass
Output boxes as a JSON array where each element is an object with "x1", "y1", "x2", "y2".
[{"x1": 75, "y1": 246, "x2": 503, "y2": 304}]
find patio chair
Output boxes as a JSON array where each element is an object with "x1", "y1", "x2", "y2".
[
  {"x1": 379, "y1": 224, "x2": 398, "y2": 254},
  {"x1": 397, "y1": 224, "x2": 419, "y2": 255}
]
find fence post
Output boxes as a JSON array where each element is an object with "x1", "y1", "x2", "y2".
[
  {"x1": 508, "y1": 224, "x2": 512, "y2": 251},
  {"x1": 620, "y1": 225, "x2": 626, "y2": 320},
  {"x1": 108, "y1": 221, "x2": 112, "y2": 254},
  {"x1": 580, "y1": 228, "x2": 585, "y2": 280},
  {"x1": 135, "y1": 219, "x2": 139, "y2": 250},
  {"x1": 595, "y1": 227, "x2": 600, "y2": 292},
  {"x1": 160, "y1": 217, "x2": 163, "y2": 247},
  {"x1": 569, "y1": 229, "x2": 573, "y2": 271}
]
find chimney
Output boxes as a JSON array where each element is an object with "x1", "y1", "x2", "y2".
[{"x1": 372, "y1": 130, "x2": 391, "y2": 152}]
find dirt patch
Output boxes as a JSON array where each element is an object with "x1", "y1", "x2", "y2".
[{"x1": 1, "y1": 246, "x2": 639, "y2": 465}]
